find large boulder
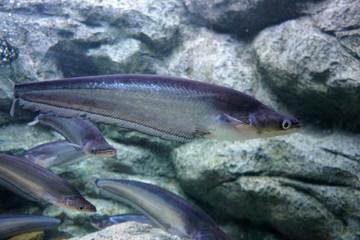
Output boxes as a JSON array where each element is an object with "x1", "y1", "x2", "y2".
[
  {"x1": 253, "y1": 1, "x2": 360, "y2": 132},
  {"x1": 182, "y1": 0, "x2": 319, "y2": 36},
  {"x1": 69, "y1": 221, "x2": 184, "y2": 240},
  {"x1": 156, "y1": 27, "x2": 259, "y2": 96},
  {"x1": 0, "y1": 0, "x2": 185, "y2": 120},
  {"x1": 173, "y1": 131, "x2": 360, "y2": 240}
]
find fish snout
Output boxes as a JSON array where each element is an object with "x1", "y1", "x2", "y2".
[{"x1": 85, "y1": 145, "x2": 117, "y2": 157}]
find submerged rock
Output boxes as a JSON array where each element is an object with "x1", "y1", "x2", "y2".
[
  {"x1": 182, "y1": 0, "x2": 318, "y2": 37},
  {"x1": 253, "y1": 6, "x2": 360, "y2": 132},
  {"x1": 69, "y1": 221, "x2": 184, "y2": 240},
  {"x1": 0, "y1": 0, "x2": 184, "y2": 82},
  {"x1": 310, "y1": 0, "x2": 360, "y2": 60},
  {"x1": 156, "y1": 27, "x2": 259, "y2": 96},
  {"x1": 173, "y1": 130, "x2": 360, "y2": 240}
]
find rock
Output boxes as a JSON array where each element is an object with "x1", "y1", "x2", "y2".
[
  {"x1": 172, "y1": 130, "x2": 360, "y2": 240},
  {"x1": 156, "y1": 27, "x2": 259, "y2": 96},
  {"x1": 69, "y1": 221, "x2": 185, "y2": 240},
  {"x1": 309, "y1": 0, "x2": 360, "y2": 33},
  {"x1": 253, "y1": 16, "x2": 360, "y2": 132},
  {"x1": 309, "y1": 0, "x2": 360, "y2": 61},
  {"x1": 0, "y1": 0, "x2": 185, "y2": 121},
  {"x1": 182, "y1": 0, "x2": 317, "y2": 37},
  {"x1": 0, "y1": 123, "x2": 60, "y2": 154}
]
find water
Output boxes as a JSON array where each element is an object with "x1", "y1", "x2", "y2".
[{"x1": 0, "y1": 0, "x2": 359, "y2": 240}]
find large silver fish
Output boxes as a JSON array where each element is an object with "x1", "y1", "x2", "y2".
[
  {"x1": 20, "y1": 140, "x2": 86, "y2": 168},
  {"x1": 0, "y1": 214, "x2": 61, "y2": 239},
  {"x1": 28, "y1": 113, "x2": 116, "y2": 157},
  {"x1": 12, "y1": 74, "x2": 299, "y2": 142},
  {"x1": 0, "y1": 153, "x2": 96, "y2": 213},
  {"x1": 96, "y1": 179, "x2": 234, "y2": 240}
]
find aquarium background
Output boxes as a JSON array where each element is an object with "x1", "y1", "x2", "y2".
[{"x1": 0, "y1": 0, "x2": 359, "y2": 239}]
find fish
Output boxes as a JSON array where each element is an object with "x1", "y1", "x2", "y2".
[
  {"x1": 12, "y1": 74, "x2": 299, "y2": 142},
  {"x1": 0, "y1": 214, "x2": 61, "y2": 239},
  {"x1": 96, "y1": 179, "x2": 234, "y2": 240},
  {"x1": 20, "y1": 140, "x2": 87, "y2": 168},
  {"x1": 28, "y1": 113, "x2": 116, "y2": 157},
  {"x1": 0, "y1": 153, "x2": 96, "y2": 213},
  {"x1": 90, "y1": 214, "x2": 153, "y2": 229}
]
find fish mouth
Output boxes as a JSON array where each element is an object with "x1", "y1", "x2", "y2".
[
  {"x1": 95, "y1": 150, "x2": 117, "y2": 157},
  {"x1": 86, "y1": 149, "x2": 117, "y2": 157},
  {"x1": 84, "y1": 206, "x2": 97, "y2": 213}
]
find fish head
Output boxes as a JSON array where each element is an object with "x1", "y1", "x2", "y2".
[
  {"x1": 248, "y1": 108, "x2": 300, "y2": 138},
  {"x1": 84, "y1": 141, "x2": 117, "y2": 157},
  {"x1": 62, "y1": 195, "x2": 97, "y2": 213}
]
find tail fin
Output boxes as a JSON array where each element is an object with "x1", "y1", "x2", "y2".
[{"x1": 8, "y1": 78, "x2": 17, "y2": 117}]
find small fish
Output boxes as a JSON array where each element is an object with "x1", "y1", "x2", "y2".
[
  {"x1": 96, "y1": 179, "x2": 234, "y2": 240},
  {"x1": 0, "y1": 153, "x2": 96, "y2": 213},
  {"x1": 12, "y1": 74, "x2": 299, "y2": 142},
  {"x1": 90, "y1": 214, "x2": 153, "y2": 230},
  {"x1": 28, "y1": 113, "x2": 116, "y2": 157},
  {"x1": 20, "y1": 140, "x2": 86, "y2": 168},
  {"x1": 0, "y1": 214, "x2": 61, "y2": 239}
]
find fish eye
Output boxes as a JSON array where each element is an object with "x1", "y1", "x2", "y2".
[
  {"x1": 91, "y1": 148, "x2": 96, "y2": 154},
  {"x1": 79, "y1": 205, "x2": 84, "y2": 210},
  {"x1": 282, "y1": 119, "x2": 292, "y2": 130}
]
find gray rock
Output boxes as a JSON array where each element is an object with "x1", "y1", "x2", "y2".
[
  {"x1": 310, "y1": 0, "x2": 360, "y2": 32},
  {"x1": 156, "y1": 27, "x2": 259, "y2": 96},
  {"x1": 172, "y1": 130, "x2": 360, "y2": 240},
  {"x1": 0, "y1": 0, "x2": 184, "y2": 93},
  {"x1": 309, "y1": 0, "x2": 360, "y2": 61},
  {"x1": 182, "y1": 0, "x2": 317, "y2": 36},
  {"x1": 253, "y1": 16, "x2": 360, "y2": 132},
  {"x1": 69, "y1": 221, "x2": 185, "y2": 240}
]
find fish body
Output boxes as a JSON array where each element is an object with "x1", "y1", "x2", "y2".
[
  {"x1": 20, "y1": 140, "x2": 86, "y2": 168},
  {"x1": 0, "y1": 214, "x2": 61, "y2": 239},
  {"x1": 14, "y1": 74, "x2": 299, "y2": 142},
  {"x1": 29, "y1": 113, "x2": 116, "y2": 157},
  {"x1": 90, "y1": 214, "x2": 153, "y2": 229},
  {"x1": 96, "y1": 179, "x2": 234, "y2": 240},
  {"x1": 0, "y1": 153, "x2": 96, "y2": 212}
]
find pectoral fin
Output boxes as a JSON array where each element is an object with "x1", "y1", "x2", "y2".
[
  {"x1": 215, "y1": 113, "x2": 246, "y2": 125},
  {"x1": 67, "y1": 143, "x2": 83, "y2": 151}
]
